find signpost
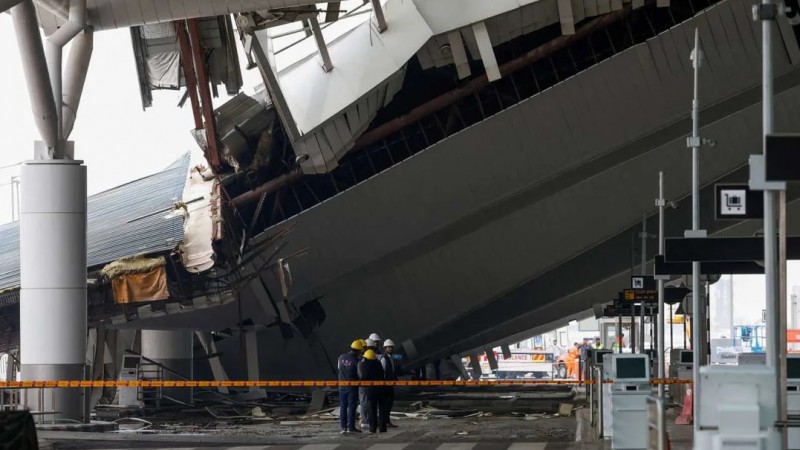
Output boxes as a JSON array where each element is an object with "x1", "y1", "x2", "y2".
[
  {"x1": 751, "y1": 3, "x2": 787, "y2": 441},
  {"x1": 624, "y1": 289, "x2": 657, "y2": 303},
  {"x1": 715, "y1": 184, "x2": 764, "y2": 220},
  {"x1": 604, "y1": 303, "x2": 658, "y2": 318},
  {"x1": 621, "y1": 287, "x2": 690, "y2": 304},
  {"x1": 631, "y1": 275, "x2": 655, "y2": 290}
]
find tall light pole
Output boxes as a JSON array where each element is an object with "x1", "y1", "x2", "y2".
[
  {"x1": 687, "y1": 28, "x2": 706, "y2": 435},
  {"x1": 656, "y1": 172, "x2": 666, "y2": 399}
]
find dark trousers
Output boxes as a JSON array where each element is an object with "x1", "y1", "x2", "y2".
[
  {"x1": 362, "y1": 387, "x2": 380, "y2": 432},
  {"x1": 378, "y1": 386, "x2": 394, "y2": 429},
  {"x1": 339, "y1": 387, "x2": 358, "y2": 431}
]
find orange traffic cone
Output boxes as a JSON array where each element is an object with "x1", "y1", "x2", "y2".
[{"x1": 675, "y1": 387, "x2": 693, "y2": 425}]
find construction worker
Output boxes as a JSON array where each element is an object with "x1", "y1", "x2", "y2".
[
  {"x1": 369, "y1": 333, "x2": 382, "y2": 344},
  {"x1": 380, "y1": 339, "x2": 400, "y2": 428},
  {"x1": 358, "y1": 349, "x2": 385, "y2": 433},
  {"x1": 612, "y1": 333, "x2": 626, "y2": 351},
  {"x1": 566, "y1": 343, "x2": 581, "y2": 379},
  {"x1": 337, "y1": 340, "x2": 364, "y2": 433},
  {"x1": 359, "y1": 338, "x2": 378, "y2": 430},
  {"x1": 592, "y1": 337, "x2": 604, "y2": 349},
  {"x1": 369, "y1": 333, "x2": 382, "y2": 357}
]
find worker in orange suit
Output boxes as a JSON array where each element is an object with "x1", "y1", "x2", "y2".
[{"x1": 566, "y1": 343, "x2": 581, "y2": 379}]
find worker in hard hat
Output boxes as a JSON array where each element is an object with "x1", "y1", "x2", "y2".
[
  {"x1": 612, "y1": 333, "x2": 626, "y2": 352},
  {"x1": 338, "y1": 340, "x2": 364, "y2": 433},
  {"x1": 359, "y1": 337, "x2": 380, "y2": 430},
  {"x1": 379, "y1": 339, "x2": 401, "y2": 429},
  {"x1": 358, "y1": 349, "x2": 385, "y2": 433}
]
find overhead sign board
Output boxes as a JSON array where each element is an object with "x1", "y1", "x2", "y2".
[
  {"x1": 766, "y1": 134, "x2": 800, "y2": 181},
  {"x1": 631, "y1": 275, "x2": 655, "y2": 290},
  {"x1": 665, "y1": 236, "x2": 800, "y2": 263},
  {"x1": 619, "y1": 285, "x2": 690, "y2": 305},
  {"x1": 604, "y1": 303, "x2": 658, "y2": 318},
  {"x1": 714, "y1": 184, "x2": 764, "y2": 220},
  {"x1": 623, "y1": 289, "x2": 657, "y2": 303},
  {"x1": 654, "y1": 255, "x2": 765, "y2": 276},
  {"x1": 665, "y1": 286, "x2": 692, "y2": 304}
]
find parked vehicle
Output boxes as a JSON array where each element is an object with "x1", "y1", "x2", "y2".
[{"x1": 476, "y1": 349, "x2": 555, "y2": 379}]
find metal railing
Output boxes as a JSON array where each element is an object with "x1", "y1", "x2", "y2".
[
  {"x1": 647, "y1": 395, "x2": 666, "y2": 450},
  {"x1": 15, "y1": 388, "x2": 62, "y2": 425}
]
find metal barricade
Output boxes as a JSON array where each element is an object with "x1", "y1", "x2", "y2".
[{"x1": 647, "y1": 395, "x2": 666, "y2": 450}]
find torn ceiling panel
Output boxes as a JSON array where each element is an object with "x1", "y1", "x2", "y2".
[
  {"x1": 213, "y1": 87, "x2": 277, "y2": 172},
  {"x1": 178, "y1": 166, "x2": 222, "y2": 273},
  {"x1": 131, "y1": 17, "x2": 243, "y2": 109}
]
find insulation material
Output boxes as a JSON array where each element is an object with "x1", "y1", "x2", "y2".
[
  {"x1": 102, "y1": 256, "x2": 169, "y2": 304},
  {"x1": 147, "y1": 52, "x2": 181, "y2": 89},
  {"x1": 178, "y1": 166, "x2": 220, "y2": 273}
]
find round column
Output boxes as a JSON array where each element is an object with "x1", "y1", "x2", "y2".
[
  {"x1": 141, "y1": 330, "x2": 193, "y2": 404},
  {"x1": 19, "y1": 160, "x2": 87, "y2": 422}
]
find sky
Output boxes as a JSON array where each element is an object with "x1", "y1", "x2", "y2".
[
  {"x1": 0, "y1": 13, "x2": 264, "y2": 225},
  {"x1": 0, "y1": 2, "x2": 362, "y2": 226}
]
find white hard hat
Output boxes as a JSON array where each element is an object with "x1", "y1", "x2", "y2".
[
  {"x1": 383, "y1": 339, "x2": 395, "y2": 347},
  {"x1": 369, "y1": 333, "x2": 381, "y2": 342},
  {"x1": 365, "y1": 339, "x2": 377, "y2": 347}
]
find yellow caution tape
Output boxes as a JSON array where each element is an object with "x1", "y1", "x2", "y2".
[{"x1": 0, "y1": 379, "x2": 693, "y2": 389}]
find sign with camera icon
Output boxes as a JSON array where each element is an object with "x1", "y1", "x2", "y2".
[{"x1": 715, "y1": 184, "x2": 763, "y2": 220}]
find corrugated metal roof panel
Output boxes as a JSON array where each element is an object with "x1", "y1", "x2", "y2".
[{"x1": 0, "y1": 154, "x2": 190, "y2": 292}]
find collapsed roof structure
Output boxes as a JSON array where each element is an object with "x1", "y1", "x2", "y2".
[{"x1": 4, "y1": 0, "x2": 800, "y2": 386}]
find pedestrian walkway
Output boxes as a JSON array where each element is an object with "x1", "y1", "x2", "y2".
[{"x1": 86, "y1": 443, "x2": 589, "y2": 450}]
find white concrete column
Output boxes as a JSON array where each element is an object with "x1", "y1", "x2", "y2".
[
  {"x1": 20, "y1": 159, "x2": 87, "y2": 422},
  {"x1": 141, "y1": 330, "x2": 193, "y2": 404}
]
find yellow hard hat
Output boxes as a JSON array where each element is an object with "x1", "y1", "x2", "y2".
[
  {"x1": 363, "y1": 349, "x2": 377, "y2": 360},
  {"x1": 359, "y1": 339, "x2": 367, "y2": 347},
  {"x1": 351, "y1": 340, "x2": 365, "y2": 351}
]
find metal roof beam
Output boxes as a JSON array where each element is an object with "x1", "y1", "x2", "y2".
[
  {"x1": 447, "y1": 30, "x2": 471, "y2": 80},
  {"x1": 325, "y1": 2, "x2": 341, "y2": 23},
  {"x1": 0, "y1": 0, "x2": 23, "y2": 14},
  {"x1": 309, "y1": 16, "x2": 333, "y2": 73},
  {"x1": 557, "y1": 0, "x2": 575, "y2": 35},
  {"x1": 370, "y1": 0, "x2": 387, "y2": 32},
  {"x1": 472, "y1": 21, "x2": 500, "y2": 82}
]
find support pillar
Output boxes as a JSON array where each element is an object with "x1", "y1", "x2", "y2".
[
  {"x1": 141, "y1": 330, "x2": 193, "y2": 404},
  {"x1": 450, "y1": 355, "x2": 469, "y2": 380},
  {"x1": 309, "y1": 17, "x2": 333, "y2": 73},
  {"x1": 20, "y1": 159, "x2": 87, "y2": 422},
  {"x1": 370, "y1": 0, "x2": 387, "y2": 32},
  {"x1": 468, "y1": 353, "x2": 482, "y2": 379},
  {"x1": 485, "y1": 348, "x2": 499, "y2": 371}
]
